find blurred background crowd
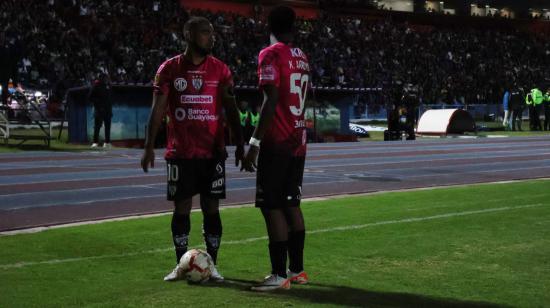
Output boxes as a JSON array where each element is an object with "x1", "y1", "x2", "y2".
[{"x1": 0, "y1": 0, "x2": 549, "y2": 106}]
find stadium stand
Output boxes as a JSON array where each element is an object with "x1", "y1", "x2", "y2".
[{"x1": 0, "y1": 0, "x2": 549, "y2": 107}]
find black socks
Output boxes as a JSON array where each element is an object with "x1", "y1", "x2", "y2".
[
  {"x1": 171, "y1": 212, "x2": 190, "y2": 264},
  {"x1": 203, "y1": 212, "x2": 223, "y2": 264},
  {"x1": 269, "y1": 241, "x2": 288, "y2": 278},
  {"x1": 288, "y1": 230, "x2": 305, "y2": 273}
]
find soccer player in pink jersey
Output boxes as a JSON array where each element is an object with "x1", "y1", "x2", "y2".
[
  {"x1": 141, "y1": 16, "x2": 244, "y2": 282},
  {"x1": 243, "y1": 6, "x2": 310, "y2": 291}
]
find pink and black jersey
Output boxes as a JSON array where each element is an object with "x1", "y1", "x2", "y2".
[
  {"x1": 258, "y1": 42, "x2": 310, "y2": 157},
  {"x1": 154, "y1": 55, "x2": 233, "y2": 159}
]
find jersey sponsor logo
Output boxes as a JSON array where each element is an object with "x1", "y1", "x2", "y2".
[
  {"x1": 259, "y1": 65, "x2": 275, "y2": 81},
  {"x1": 216, "y1": 163, "x2": 224, "y2": 174},
  {"x1": 180, "y1": 95, "x2": 213, "y2": 104},
  {"x1": 187, "y1": 109, "x2": 218, "y2": 121},
  {"x1": 174, "y1": 78, "x2": 187, "y2": 91},
  {"x1": 174, "y1": 107, "x2": 218, "y2": 122},
  {"x1": 192, "y1": 75, "x2": 203, "y2": 90},
  {"x1": 212, "y1": 178, "x2": 224, "y2": 189},
  {"x1": 175, "y1": 108, "x2": 186, "y2": 121}
]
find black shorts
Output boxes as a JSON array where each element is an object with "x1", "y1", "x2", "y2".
[
  {"x1": 166, "y1": 158, "x2": 226, "y2": 201},
  {"x1": 255, "y1": 151, "x2": 305, "y2": 209}
]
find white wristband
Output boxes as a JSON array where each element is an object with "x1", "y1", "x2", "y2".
[{"x1": 249, "y1": 137, "x2": 261, "y2": 147}]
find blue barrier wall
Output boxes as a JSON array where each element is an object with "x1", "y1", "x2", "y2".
[
  {"x1": 67, "y1": 85, "x2": 363, "y2": 143},
  {"x1": 67, "y1": 85, "x2": 153, "y2": 143},
  {"x1": 67, "y1": 85, "x2": 510, "y2": 143}
]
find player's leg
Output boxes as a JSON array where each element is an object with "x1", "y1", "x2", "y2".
[
  {"x1": 284, "y1": 156, "x2": 308, "y2": 284},
  {"x1": 250, "y1": 207, "x2": 291, "y2": 291},
  {"x1": 164, "y1": 159, "x2": 196, "y2": 281},
  {"x1": 172, "y1": 198, "x2": 193, "y2": 264},
  {"x1": 263, "y1": 208, "x2": 289, "y2": 278},
  {"x1": 251, "y1": 151, "x2": 291, "y2": 291},
  {"x1": 164, "y1": 197, "x2": 192, "y2": 282},
  {"x1": 199, "y1": 158, "x2": 226, "y2": 281},
  {"x1": 199, "y1": 196, "x2": 222, "y2": 265},
  {"x1": 285, "y1": 207, "x2": 307, "y2": 284}
]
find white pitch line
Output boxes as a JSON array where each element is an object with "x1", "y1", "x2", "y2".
[
  {"x1": 0, "y1": 202, "x2": 544, "y2": 270},
  {"x1": 306, "y1": 151, "x2": 550, "y2": 169}
]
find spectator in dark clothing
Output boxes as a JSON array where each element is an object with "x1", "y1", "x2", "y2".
[
  {"x1": 509, "y1": 86, "x2": 524, "y2": 131},
  {"x1": 88, "y1": 73, "x2": 113, "y2": 148},
  {"x1": 0, "y1": 33, "x2": 18, "y2": 106}
]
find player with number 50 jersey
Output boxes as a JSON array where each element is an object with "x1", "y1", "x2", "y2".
[
  {"x1": 256, "y1": 34, "x2": 310, "y2": 156},
  {"x1": 242, "y1": 5, "x2": 310, "y2": 292}
]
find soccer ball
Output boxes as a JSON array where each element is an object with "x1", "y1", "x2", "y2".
[{"x1": 178, "y1": 249, "x2": 213, "y2": 283}]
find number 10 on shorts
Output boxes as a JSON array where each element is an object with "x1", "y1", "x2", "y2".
[{"x1": 167, "y1": 164, "x2": 179, "y2": 182}]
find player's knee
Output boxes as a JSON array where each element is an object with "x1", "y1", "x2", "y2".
[
  {"x1": 200, "y1": 195, "x2": 220, "y2": 214},
  {"x1": 284, "y1": 207, "x2": 305, "y2": 231},
  {"x1": 174, "y1": 198, "x2": 192, "y2": 214}
]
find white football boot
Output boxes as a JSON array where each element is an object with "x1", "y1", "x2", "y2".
[
  {"x1": 102, "y1": 143, "x2": 112, "y2": 149},
  {"x1": 210, "y1": 265, "x2": 224, "y2": 282},
  {"x1": 251, "y1": 274, "x2": 290, "y2": 291},
  {"x1": 163, "y1": 265, "x2": 185, "y2": 282},
  {"x1": 90, "y1": 143, "x2": 99, "y2": 148}
]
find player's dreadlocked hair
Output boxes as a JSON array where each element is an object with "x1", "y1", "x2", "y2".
[{"x1": 268, "y1": 5, "x2": 296, "y2": 36}]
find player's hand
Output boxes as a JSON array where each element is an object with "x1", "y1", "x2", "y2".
[
  {"x1": 241, "y1": 145, "x2": 259, "y2": 172},
  {"x1": 141, "y1": 148, "x2": 155, "y2": 172},
  {"x1": 235, "y1": 144, "x2": 245, "y2": 168}
]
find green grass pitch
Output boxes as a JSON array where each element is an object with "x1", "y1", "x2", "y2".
[{"x1": 1, "y1": 180, "x2": 549, "y2": 307}]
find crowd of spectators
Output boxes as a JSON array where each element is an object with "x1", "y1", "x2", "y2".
[
  {"x1": 1, "y1": 0, "x2": 549, "y2": 105},
  {"x1": 1, "y1": 0, "x2": 185, "y2": 99}
]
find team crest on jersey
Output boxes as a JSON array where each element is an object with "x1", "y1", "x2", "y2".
[
  {"x1": 174, "y1": 78, "x2": 187, "y2": 92},
  {"x1": 192, "y1": 75, "x2": 203, "y2": 90}
]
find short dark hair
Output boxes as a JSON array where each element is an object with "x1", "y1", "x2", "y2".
[
  {"x1": 268, "y1": 6, "x2": 296, "y2": 36},
  {"x1": 183, "y1": 16, "x2": 210, "y2": 35}
]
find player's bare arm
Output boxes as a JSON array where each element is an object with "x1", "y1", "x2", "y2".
[
  {"x1": 242, "y1": 84, "x2": 279, "y2": 172},
  {"x1": 141, "y1": 93, "x2": 168, "y2": 172},
  {"x1": 222, "y1": 84, "x2": 245, "y2": 167}
]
